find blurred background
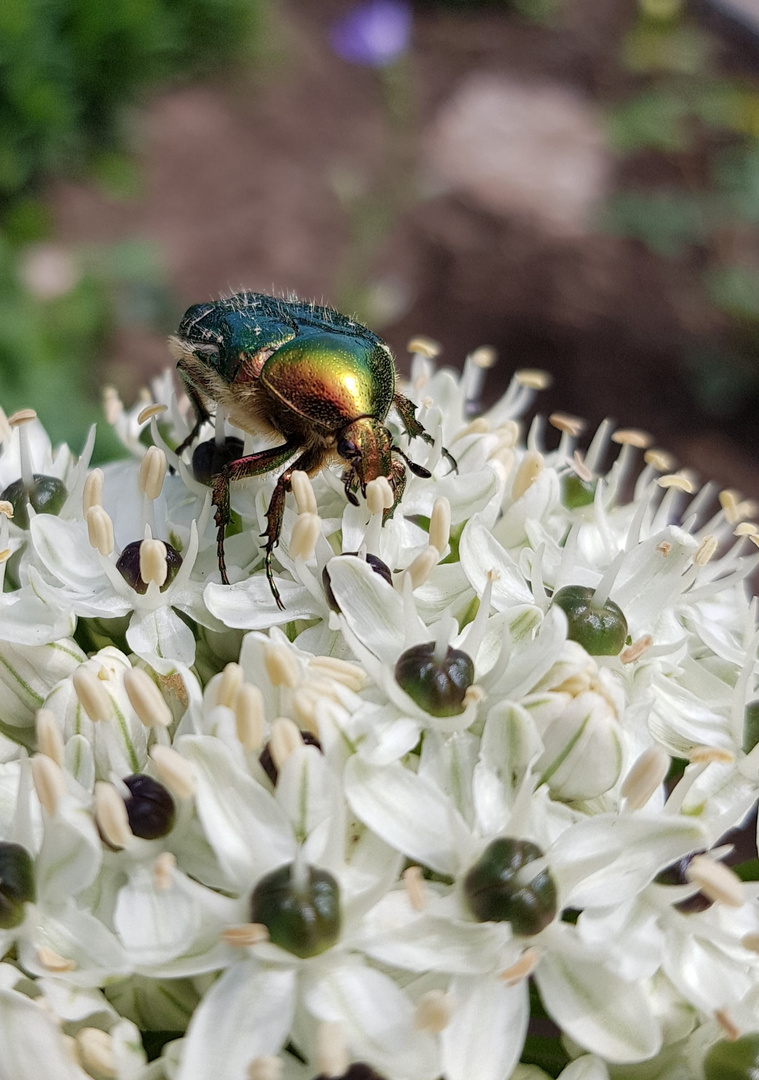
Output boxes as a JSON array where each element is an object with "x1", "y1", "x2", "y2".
[{"x1": 2, "y1": 0, "x2": 759, "y2": 497}]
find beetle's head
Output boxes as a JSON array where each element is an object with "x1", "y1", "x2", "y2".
[
  {"x1": 337, "y1": 418, "x2": 431, "y2": 507},
  {"x1": 337, "y1": 418, "x2": 393, "y2": 503}
]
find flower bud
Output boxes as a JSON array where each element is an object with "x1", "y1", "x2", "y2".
[
  {"x1": 535, "y1": 691, "x2": 622, "y2": 801},
  {"x1": 250, "y1": 861, "x2": 341, "y2": 958},
  {"x1": 0, "y1": 842, "x2": 36, "y2": 928},
  {"x1": 1, "y1": 475, "x2": 67, "y2": 529},
  {"x1": 394, "y1": 642, "x2": 474, "y2": 717},
  {"x1": 322, "y1": 553, "x2": 392, "y2": 613},
  {"x1": 551, "y1": 585, "x2": 628, "y2": 656},
  {"x1": 115, "y1": 539, "x2": 182, "y2": 594},
  {"x1": 704, "y1": 1033, "x2": 759, "y2": 1080},
  {"x1": 192, "y1": 436, "x2": 244, "y2": 486},
  {"x1": 122, "y1": 774, "x2": 176, "y2": 839},
  {"x1": 464, "y1": 837, "x2": 557, "y2": 936}
]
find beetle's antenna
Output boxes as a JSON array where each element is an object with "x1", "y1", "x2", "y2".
[{"x1": 392, "y1": 446, "x2": 431, "y2": 479}]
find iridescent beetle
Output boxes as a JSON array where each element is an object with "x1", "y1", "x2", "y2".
[{"x1": 170, "y1": 292, "x2": 455, "y2": 609}]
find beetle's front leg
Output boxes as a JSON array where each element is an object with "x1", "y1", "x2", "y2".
[
  {"x1": 262, "y1": 446, "x2": 325, "y2": 610},
  {"x1": 383, "y1": 459, "x2": 407, "y2": 523},
  {"x1": 211, "y1": 440, "x2": 300, "y2": 586},
  {"x1": 393, "y1": 392, "x2": 457, "y2": 474}
]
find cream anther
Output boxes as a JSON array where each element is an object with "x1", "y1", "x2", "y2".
[
  {"x1": 76, "y1": 1028, "x2": 116, "y2": 1077},
  {"x1": 735, "y1": 522, "x2": 758, "y2": 536},
  {"x1": 405, "y1": 545, "x2": 440, "y2": 590},
  {"x1": 290, "y1": 512, "x2": 321, "y2": 561},
  {"x1": 469, "y1": 344, "x2": 497, "y2": 368},
  {"x1": 571, "y1": 451, "x2": 593, "y2": 483},
  {"x1": 620, "y1": 745, "x2": 670, "y2": 809},
  {"x1": 216, "y1": 662, "x2": 243, "y2": 709},
  {"x1": 124, "y1": 667, "x2": 172, "y2": 728},
  {"x1": 463, "y1": 684, "x2": 485, "y2": 706},
  {"x1": 549, "y1": 412, "x2": 585, "y2": 437},
  {"x1": 694, "y1": 535, "x2": 718, "y2": 566},
  {"x1": 223, "y1": 923, "x2": 270, "y2": 947},
  {"x1": 82, "y1": 469, "x2": 104, "y2": 514},
  {"x1": 37, "y1": 946, "x2": 76, "y2": 972},
  {"x1": 269, "y1": 718, "x2": 303, "y2": 772},
  {"x1": 0, "y1": 549, "x2": 10, "y2": 565},
  {"x1": 715, "y1": 1008, "x2": 741, "y2": 1041},
  {"x1": 86, "y1": 506, "x2": 114, "y2": 557},
  {"x1": 73, "y1": 666, "x2": 112, "y2": 722},
  {"x1": 291, "y1": 470, "x2": 317, "y2": 515},
  {"x1": 139, "y1": 538, "x2": 168, "y2": 588},
  {"x1": 137, "y1": 403, "x2": 168, "y2": 425},
  {"x1": 102, "y1": 387, "x2": 123, "y2": 425},
  {"x1": 150, "y1": 745, "x2": 195, "y2": 799},
  {"x1": 138, "y1": 445, "x2": 168, "y2": 501},
  {"x1": 247, "y1": 1057, "x2": 283, "y2": 1080},
  {"x1": 658, "y1": 473, "x2": 695, "y2": 493},
  {"x1": 688, "y1": 745, "x2": 734, "y2": 765},
  {"x1": 8, "y1": 408, "x2": 37, "y2": 426},
  {"x1": 512, "y1": 451, "x2": 544, "y2": 500},
  {"x1": 414, "y1": 990, "x2": 454, "y2": 1034},
  {"x1": 407, "y1": 336, "x2": 441, "y2": 358},
  {"x1": 0, "y1": 501, "x2": 13, "y2": 518},
  {"x1": 620, "y1": 635, "x2": 653, "y2": 664},
  {"x1": 154, "y1": 851, "x2": 176, "y2": 892},
  {"x1": 366, "y1": 475, "x2": 394, "y2": 515},
  {"x1": 316, "y1": 1021, "x2": 349, "y2": 1078},
  {"x1": 644, "y1": 449, "x2": 675, "y2": 472},
  {"x1": 402, "y1": 865, "x2": 427, "y2": 912},
  {"x1": 234, "y1": 684, "x2": 265, "y2": 750},
  {"x1": 429, "y1": 497, "x2": 451, "y2": 554},
  {"x1": 499, "y1": 946, "x2": 541, "y2": 985},
  {"x1": 264, "y1": 643, "x2": 300, "y2": 688},
  {"x1": 611, "y1": 429, "x2": 652, "y2": 448},
  {"x1": 31, "y1": 753, "x2": 66, "y2": 815},
  {"x1": 515, "y1": 369, "x2": 551, "y2": 389},
  {"x1": 309, "y1": 655, "x2": 368, "y2": 691},
  {"x1": 453, "y1": 417, "x2": 490, "y2": 442},
  {"x1": 95, "y1": 781, "x2": 132, "y2": 849},
  {"x1": 686, "y1": 856, "x2": 745, "y2": 908},
  {"x1": 36, "y1": 708, "x2": 64, "y2": 766}
]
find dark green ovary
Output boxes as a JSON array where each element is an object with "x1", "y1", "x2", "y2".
[{"x1": 261, "y1": 334, "x2": 395, "y2": 430}]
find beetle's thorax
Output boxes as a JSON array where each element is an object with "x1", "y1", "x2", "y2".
[{"x1": 337, "y1": 417, "x2": 393, "y2": 490}]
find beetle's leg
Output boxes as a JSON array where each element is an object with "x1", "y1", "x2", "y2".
[
  {"x1": 212, "y1": 439, "x2": 300, "y2": 587},
  {"x1": 175, "y1": 361, "x2": 212, "y2": 457},
  {"x1": 383, "y1": 459, "x2": 407, "y2": 523},
  {"x1": 392, "y1": 392, "x2": 458, "y2": 474},
  {"x1": 262, "y1": 445, "x2": 326, "y2": 610}
]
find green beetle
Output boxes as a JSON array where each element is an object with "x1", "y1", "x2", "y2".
[{"x1": 170, "y1": 292, "x2": 454, "y2": 609}]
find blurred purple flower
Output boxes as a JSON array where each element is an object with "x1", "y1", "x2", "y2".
[{"x1": 330, "y1": 0, "x2": 412, "y2": 67}]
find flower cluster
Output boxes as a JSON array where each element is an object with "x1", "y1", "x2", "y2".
[{"x1": 1, "y1": 340, "x2": 759, "y2": 1080}]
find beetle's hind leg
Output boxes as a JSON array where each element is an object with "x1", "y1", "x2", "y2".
[
  {"x1": 211, "y1": 439, "x2": 300, "y2": 587},
  {"x1": 392, "y1": 392, "x2": 458, "y2": 474}
]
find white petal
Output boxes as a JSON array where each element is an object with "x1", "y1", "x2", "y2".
[
  {"x1": 327, "y1": 556, "x2": 420, "y2": 666},
  {"x1": 535, "y1": 927, "x2": 661, "y2": 1063},
  {"x1": 344, "y1": 757, "x2": 467, "y2": 876},
  {"x1": 178, "y1": 735, "x2": 295, "y2": 889},
  {"x1": 442, "y1": 974, "x2": 528, "y2": 1080},
  {"x1": 204, "y1": 577, "x2": 320, "y2": 629},
  {"x1": 275, "y1": 744, "x2": 340, "y2": 846},
  {"x1": 302, "y1": 961, "x2": 440, "y2": 1080},
  {"x1": 36, "y1": 799, "x2": 102, "y2": 903},
  {"x1": 551, "y1": 814, "x2": 708, "y2": 909},
  {"x1": 176, "y1": 962, "x2": 297, "y2": 1080},
  {"x1": 0, "y1": 985, "x2": 90, "y2": 1079},
  {"x1": 460, "y1": 518, "x2": 534, "y2": 609},
  {"x1": 127, "y1": 605, "x2": 196, "y2": 672}
]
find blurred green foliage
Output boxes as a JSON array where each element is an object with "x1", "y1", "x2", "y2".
[
  {"x1": 0, "y1": 0, "x2": 264, "y2": 459},
  {"x1": 603, "y1": 0, "x2": 759, "y2": 417}
]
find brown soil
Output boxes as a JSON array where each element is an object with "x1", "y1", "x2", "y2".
[{"x1": 49, "y1": 0, "x2": 759, "y2": 501}]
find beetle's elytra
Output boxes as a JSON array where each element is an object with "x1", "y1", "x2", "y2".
[{"x1": 170, "y1": 292, "x2": 454, "y2": 609}]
